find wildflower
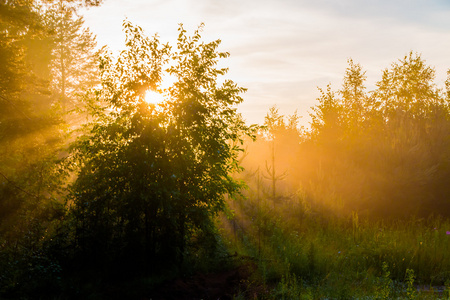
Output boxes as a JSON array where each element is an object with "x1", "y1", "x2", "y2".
[{"x1": 446, "y1": 231, "x2": 450, "y2": 235}]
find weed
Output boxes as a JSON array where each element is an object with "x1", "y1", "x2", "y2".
[
  {"x1": 375, "y1": 262, "x2": 393, "y2": 299},
  {"x1": 406, "y1": 268, "x2": 417, "y2": 300}
]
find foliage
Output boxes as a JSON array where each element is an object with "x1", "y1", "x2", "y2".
[
  {"x1": 0, "y1": 1, "x2": 99, "y2": 297},
  {"x1": 0, "y1": 0, "x2": 66, "y2": 242},
  {"x1": 225, "y1": 74, "x2": 450, "y2": 296},
  {"x1": 377, "y1": 262, "x2": 393, "y2": 299},
  {"x1": 45, "y1": 0, "x2": 99, "y2": 112},
  {"x1": 219, "y1": 188, "x2": 450, "y2": 299},
  {"x1": 302, "y1": 52, "x2": 450, "y2": 217},
  {"x1": 406, "y1": 268, "x2": 417, "y2": 300},
  {"x1": 2, "y1": 2, "x2": 450, "y2": 297},
  {"x1": 66, "y1": 21, "x2": 255, "y2": 275}
]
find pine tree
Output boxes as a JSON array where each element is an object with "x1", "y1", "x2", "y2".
[{"x1": 45, "y1": 0, "x2": 99, "y2": 113}]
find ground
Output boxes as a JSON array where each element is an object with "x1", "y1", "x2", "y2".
[{"x1": 148, "y1": 259, "x2": 261, "y2": 300}]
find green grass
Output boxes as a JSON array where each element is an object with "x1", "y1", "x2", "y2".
[{"x1": 219, "y1": 194, "x2": 450, "y2": 299}]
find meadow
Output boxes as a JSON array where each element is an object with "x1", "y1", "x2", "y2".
[{"x1": 218, "y1": 192, "x2": 450, "y2": 299}]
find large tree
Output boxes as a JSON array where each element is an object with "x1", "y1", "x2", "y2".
[{"x1": 66, "y1": 21, "x2": 254, "y2": 272}]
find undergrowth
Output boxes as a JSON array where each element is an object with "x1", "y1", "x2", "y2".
[{"x1": 219, "y1": 194, "x2": 450, "y2": 299}]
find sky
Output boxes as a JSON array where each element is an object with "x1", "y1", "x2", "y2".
[{"x1": 80, "y1": 0, "x2": 450, "y2": 127}]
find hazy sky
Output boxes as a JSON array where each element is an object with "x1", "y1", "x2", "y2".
[{"x1": 81, "y1": 0, "x2": 450, "y2": 126}]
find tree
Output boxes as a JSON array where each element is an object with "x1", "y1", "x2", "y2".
[
  {"x1": 371, "y1": 53, "x2": 450, "y2": 215},
  {"x1": 375, "y1": 52, "x2": 442, "y2": 120},
  {"x1": 309, "y1": 84, "x2": 343, "y2": 143},
  {"x1": 45, "y1": 0, "x2": 99, "y2": 113},
  {"x1": 66, "y1": 21, "x2": 255, "y2": 273},
  {"x1": 262, "y1": 106, "x2": 300, "y2": 203},
  {"x1": 0, "y1": 0, "x2": 49, "y2": 141},
  {"x1": 0, "y1": 1, "x2": 105, "y2": 297},
  {"x1": 0, "y1": 0, "x2": 65, "y2": 235},
  {"x1": 304, "y1": 53, "x2": 450, "y2": 217},
  {"x1": 0, "y1": 2, "x2": 71, "y2": 296},
  {"x1": 310, "y1": 59, "x2": 370, "y2": 142},
  {"x1": 339, "y1": 59, "x2": 371, "y2": 135}
]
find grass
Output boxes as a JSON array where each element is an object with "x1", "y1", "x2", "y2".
[{"x1": 218, "y1": 192, "x2": 450, "y2": 299}]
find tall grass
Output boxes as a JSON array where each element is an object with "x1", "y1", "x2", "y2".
[{"x1": 218, "y1": 191, "x2": 450, "y2": 299}]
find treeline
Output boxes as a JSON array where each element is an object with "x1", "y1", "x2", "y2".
[{"x1": 243, "y1": 54, "x2": 450, "y2": 219}]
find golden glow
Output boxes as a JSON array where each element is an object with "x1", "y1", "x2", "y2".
[
  {"x1": 143, "y1": 74, "x2": 176, "y2": 105},
  {"x1": 144, "y1": 89, "x2": 164, "y2": 105}
]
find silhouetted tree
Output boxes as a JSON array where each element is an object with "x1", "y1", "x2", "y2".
[{"x1": 66, "y1": 21, "x2": 255, "y2": 274}]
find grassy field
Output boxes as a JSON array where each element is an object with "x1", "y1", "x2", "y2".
[{"x1": 217, "y1": 193, "x2": 450, "y2": 299}]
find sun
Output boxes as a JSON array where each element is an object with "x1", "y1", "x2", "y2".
[
  {"x1": 143, "y1": 74, "x2": 176, "y2": 105},
  {"x1": 144, "y1": 89, "x2": 165, "y2": 105}
]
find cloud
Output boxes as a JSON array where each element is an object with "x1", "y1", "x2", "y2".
[{"x1": 81, "y1": 0, "x2": 450, "y2": 127}]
